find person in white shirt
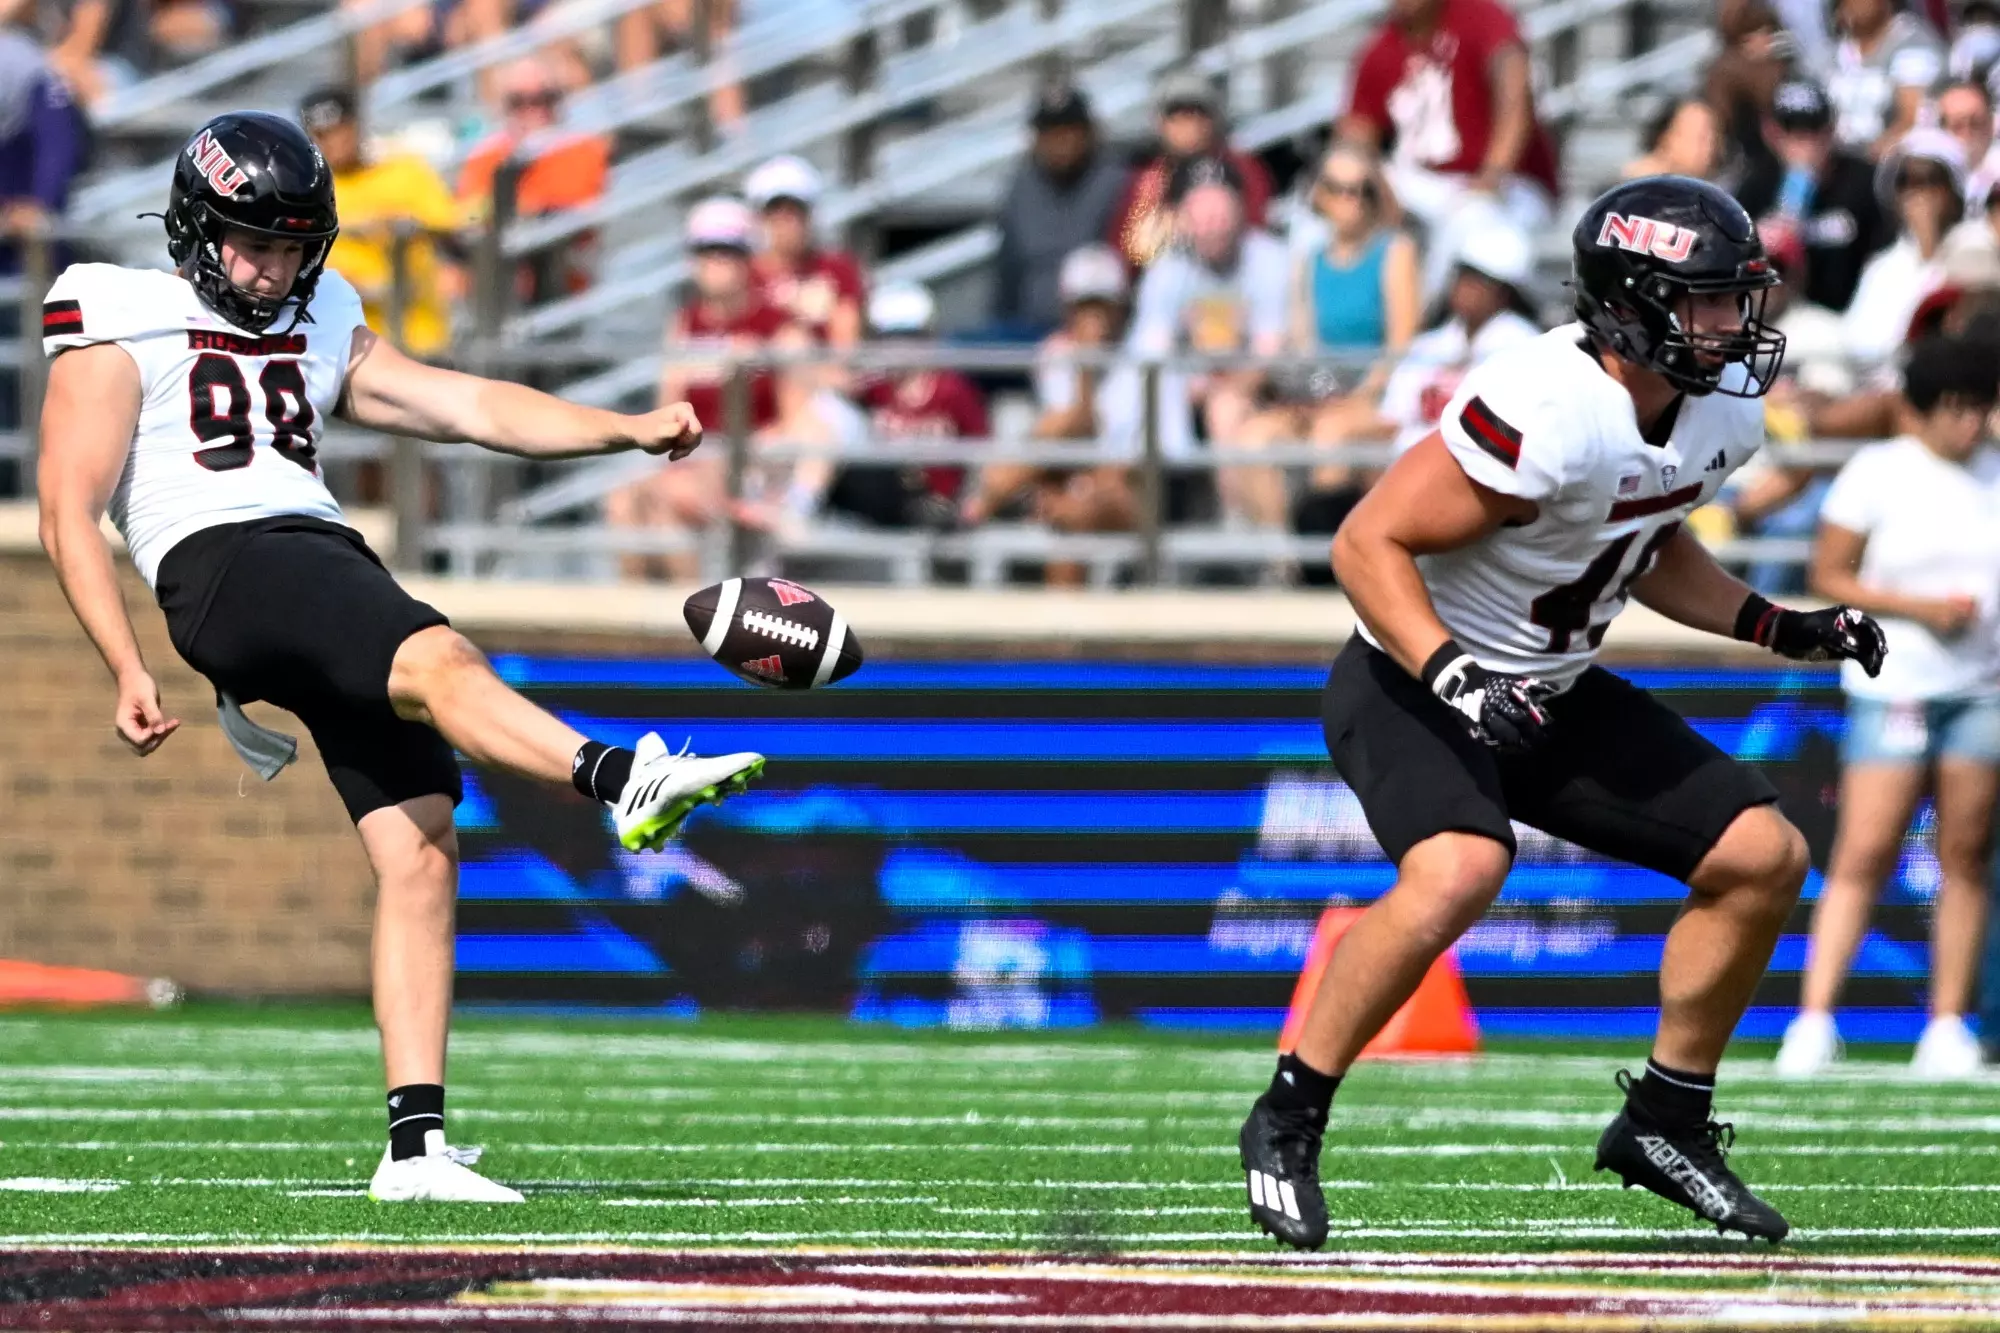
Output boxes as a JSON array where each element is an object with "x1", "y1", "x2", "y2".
[
  {"x1": 1778, "y1": 335, "x2": 2000, "y2": 1079},
  {"x1": 1826, "y1": 0, "x2": 1943, "y2": 158},
  {"x1": 1843, "y1": 128, "x2": 1964, "y2": 368}
]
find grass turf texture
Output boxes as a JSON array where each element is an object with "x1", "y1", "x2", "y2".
[{"x1": 0, "y1": 1004, "x2": 1996, "y2": 1258}]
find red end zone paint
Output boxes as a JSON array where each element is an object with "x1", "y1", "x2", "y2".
[{"x1": 2, "y1": 1249, "x2": 2000, "y2": 1330}]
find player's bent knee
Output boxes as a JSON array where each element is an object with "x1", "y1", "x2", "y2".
[
  {"x1": 388, "y1": 626, "x2": 490, "y2": 713},
  {"x1": 1694, "y1": 806, "x2": 1809, "y2": 907},
  {"x1": 1398, "y1": 831, "x2": 1512, "y2": 933}
]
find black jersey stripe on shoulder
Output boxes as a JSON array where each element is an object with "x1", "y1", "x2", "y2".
[
  {"x1": 41, "y1": 299, "x2": 83, "y2": 335},
  {"x1": 1458, "y1": 395, "x2": 1522, "y2": 467}
]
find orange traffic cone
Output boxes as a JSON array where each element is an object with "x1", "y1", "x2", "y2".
[
  {"x1": 0, "y1": 960, "x2": 176, "y2": 1009},
  {"x1": 1278, "y1": 906, "x2": 1479, "y2": 1058}
]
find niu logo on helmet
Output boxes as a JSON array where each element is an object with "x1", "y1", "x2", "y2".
[
  {"x1": 186, "y1": 130, "x2": 249, "y2": 197},
  {"x1": 1596, "y1": 213, "x2": 1696, "y2": 263}
]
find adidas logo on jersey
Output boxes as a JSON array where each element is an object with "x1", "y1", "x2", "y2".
[{"x1": 1703, "y1": 450, "x2": 1728, "y2": 472}]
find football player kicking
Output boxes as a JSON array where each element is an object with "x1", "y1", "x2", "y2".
[
  {"x1": 1239, "y1": 177, "x2": 1887, "y2": 1248},
  {"x1": 38, "y1": 113, "x2": 765, "y2": 1203}
]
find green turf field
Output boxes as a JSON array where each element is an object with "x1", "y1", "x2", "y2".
[{"x1": 0, "y1": 1003, "x2": 1995, "y2": 1254}]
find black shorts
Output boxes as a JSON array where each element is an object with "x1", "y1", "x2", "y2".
[
  {"x1": 1322, "y1": 636, "x2": 1778, "y2": 880},
  {"x1": 156, "y1": 517, "x2": 462, "y2": 823}
]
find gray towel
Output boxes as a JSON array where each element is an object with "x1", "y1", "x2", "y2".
[{"x1": 217, "y1": 692, "x2": 297, "y2": 781}]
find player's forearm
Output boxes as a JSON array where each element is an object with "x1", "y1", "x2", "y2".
[
  {"x1": 466, "y1": 378, "x2": 649, "y2": 459},
  {"x1": 1629, "y1": 527, "x2": 1754, "y2": 638},
  {"x1": 1330, "y1": 526, "x2": 1455, "y2": 678},
  {"x1": 39, "y1": 507, "x2": 151, "y2": 682}
]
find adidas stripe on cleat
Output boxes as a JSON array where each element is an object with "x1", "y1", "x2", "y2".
[
  {"x1": 1238, "y1": 1092, "x2": 1329, "y2": 1251},
  {"x1": 1593, "y1": 1070, "x2": 1790, "y2": 1242},
  {"x1": 613, "y1": 731, "x2": 766, "y2": 852}
]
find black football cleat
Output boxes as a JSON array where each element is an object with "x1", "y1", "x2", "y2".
[
  {"x1": 1238, "y1": 1092, "x2": 1329, "y2": 1251},
  {"x1": 1594, "y1": 1071, "x2": 1790, "y2": 1243}
]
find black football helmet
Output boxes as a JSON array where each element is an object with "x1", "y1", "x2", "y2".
[
  {"x1": 164, "y1": 111, "x2": 339, "y2": 334},
  {"x1": 1572, "y1": 175, "x2": 1785, "y2": 398}
]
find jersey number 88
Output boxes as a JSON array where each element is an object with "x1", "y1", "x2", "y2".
[{"x1": 188, "y1": 353, "x2": 317, "y2": 473}]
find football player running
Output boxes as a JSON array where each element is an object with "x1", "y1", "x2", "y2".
[
  {"x1": 38, "y1": 113, "x2": 764, "y2": 1203},
  {"x1": 1239, "y1": 177, "x2": 1886, "y2": 1249}
]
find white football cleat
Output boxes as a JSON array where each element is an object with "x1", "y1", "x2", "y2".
[
  {"x1": 1911, "y1": 1014, "x2": 1985, "y2": 1080},
  {"x1": 368, "y1": 1133, "x2": 525, "y2": 1204},
  {"x1": 1774, "y1": 1010, "x2": 1842, "y2": 1078},
  {"x1": 613, "y1": 731, "x2": 764, "y2": 852}
]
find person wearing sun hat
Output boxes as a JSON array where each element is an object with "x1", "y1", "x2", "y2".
[
  {"x1": 745, "y1": 154, "x2": 866, "y2": 347},
  {"x1": 1843, "y1": 127, "x2": 1967, "y2": 367}
]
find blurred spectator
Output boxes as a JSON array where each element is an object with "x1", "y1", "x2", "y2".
[
  {"x1": 346, "y1": 0, "x2": 506, "y2": 94},
  {"x1": 1843, "y1": 128, "x2": 1964, "y2": 367},
  {"x1": 1340, "y1": 0, "x2": 1560, "y2": 297},
  {"x1": 1779, "y1": 336, "x2": 2000, "y2": 1080},
  {"x1": 458, "y1": 56, "x2": 610, "y2": 300},
  {"x1": 962, "y1": 245, "x2": 1139, "y2": 575},
  {"x1": 1112, "y1": 155, "x2": 1291, "y2": 534},
  {"x1": 607, "y1": 197, "x2": 793, "y2": 580},
  {"x1": 1623, "y1": 97, "x2": 1730, "y2": 183},
  {"x1": 1713, "y1": 219, "x2": 1849, "y2": 592},
  {"x1": 0, "y1": 27, "x2": 84, "y2": 276},
  {"x1": 746, "y1": 155, "x2": 864, "y2": 347},
  {"x1": 1705, "y1": 0, "x2": 1793, "y2": 183},
  {"x1": 1951, "y1": 0, "x2": 2000, "y2": 85},
  {"x1": 1737, "y1": 78, "x2": 1892, "y2": 311},
  {"x1": 31, "y1": 0, "x2": 232, "y2": 107},
  {"x1": 827, "y1": 283, "x2": 989, "y2": 529},
  {"x1": 1108, "y1": 70, "x2": 1273, "y2": 271},
  {"x1": 1826, "y1": 0, "x2": 1943, "y2": 158},
  {"x1": 991, "y1": 83, "x2": 1127, "y2": 339},
  {"x1": 1936, "y1": 80, "x2": 2000, "y2": 207},
  {"x1": 617, "y1": 0, "x2": 744, "y2": 135},
  {"x1": 1288, "y1": 224, "x2": 1540, "y2": 566},
  {"x1": 300, "y1": 87, "x2": 465, "y2": 359},
  {"x1": 1238, "y1": 146, "x2": 1420, "y2": 476}
]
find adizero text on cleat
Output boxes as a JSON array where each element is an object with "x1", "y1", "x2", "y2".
[
  {"x1": 1238, "y1": 1092, "x2": 1329, "y2": 1251},
  {"x1": 1593, "y1": 1072, "x2": 1789, "y2": 1242}
]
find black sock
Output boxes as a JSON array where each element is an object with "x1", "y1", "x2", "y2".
[
  {"x1": 572, "y1": 741, "x2": 635, "y2": 804},
  {"x1": 1265, "y1": 1052, "x2": 1341, "y2": 1122},
  {"x1": 1628, "y1": 1059, "x2": 1715, "y2": 1128},
  {"x1": 387, "y1": 1083, "x2": 445, "y2": 1161}
]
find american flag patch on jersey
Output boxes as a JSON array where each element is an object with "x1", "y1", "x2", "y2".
[
  {"x1": 1458, "y1": 396, "x2": 1522, "y2": 467},
  {"x1": 42, "y1": 300, "x2": 82, "y2": 337}
]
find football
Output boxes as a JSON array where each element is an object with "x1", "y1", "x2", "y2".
[{"x1": 683, "y1": 576, "x2": 864, "y2": 690}]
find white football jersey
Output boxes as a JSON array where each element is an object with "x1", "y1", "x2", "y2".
[
  {"x1": 41, "y1": 263, "x2": 363, "y2": 588},
  {"x1": 1365, "y1": 323, "x2": 1765, "y2": 689}
]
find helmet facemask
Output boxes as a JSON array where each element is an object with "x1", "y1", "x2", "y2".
[
  {"x1": 173, "y1": 202, "x2": 336, "y2": 335},
  {"x1": 1581, "y1": 267, "x2": 1787, "y2": 399}
]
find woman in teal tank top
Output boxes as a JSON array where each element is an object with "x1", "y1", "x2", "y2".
[{"x1": 1238, "y1": 147, "x2": 1420, "y2": 544}]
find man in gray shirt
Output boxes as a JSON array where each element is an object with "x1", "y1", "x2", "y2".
[
  {"x1": 1826, "y1": 0, "x2": 1943, "y2": 158},
  {"x1": 991, "y1": 83, "x2": 1129, "y2": 338},
  {"x1": 1105, "y1": 155, "x2": 1291, "y2": 531}
]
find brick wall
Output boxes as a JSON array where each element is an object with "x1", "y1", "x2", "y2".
[{"x1": 0, "y1": 551, "x2": 376, "y2": 995}]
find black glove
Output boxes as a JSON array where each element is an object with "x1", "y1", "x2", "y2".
[
  {"x1": 1421, "y1": 641, "x2": 1556, "y2": 753},
  {"x1": 1736, "y1": 595, "x2": 1888, "y2": 678}
]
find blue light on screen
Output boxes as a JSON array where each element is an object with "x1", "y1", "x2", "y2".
[{"x1": 452, "y1": 656, "x2": 1933, "y2": 1040}]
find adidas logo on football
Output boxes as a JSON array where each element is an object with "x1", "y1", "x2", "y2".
[
  {"x1": 768, "y1": 579, "x2": 815, "y2": 608},
  {"x1": 1703, "y1": 450, "x2": 1727, "y2": 472},
  {"x1": 741, "y1": 654, "x2": 788, "y2": 683}
]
